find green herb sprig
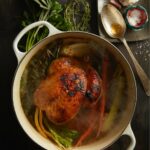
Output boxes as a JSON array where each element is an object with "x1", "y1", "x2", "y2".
[
  {"x1": 19, "y1": 0, "x2": 91, "y2": 52},
  {"x1": 64, "y1": 0, "x2": 91, "y2": 31},
  {"x1": 20, "y1": 0, "x2": 68, "y2": 52},
  {"x1": 44, "y1": 117, "x2": 79, "y2": 148}
]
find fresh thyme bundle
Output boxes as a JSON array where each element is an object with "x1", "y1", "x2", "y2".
[{"x1": 64, "y1": 0, "x2": 91, "y2": 31}]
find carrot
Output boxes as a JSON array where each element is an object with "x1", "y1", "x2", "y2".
[
  {"x1": 75, "y1": 106, "x2": 97, "y2": 146},
  {"x1": 96, "y1": 56, "x2": 109, "y2": 137},
  {"x1": 75, "y1": 125, "x2": 93, "y2": 146},
  {"x1": 75, "y1": 56, "x2": 109, "y2": 145}
]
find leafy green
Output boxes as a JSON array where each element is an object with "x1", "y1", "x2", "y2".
[{"x1": 43, "y1": 117, "x2": 79, "y2": 148}]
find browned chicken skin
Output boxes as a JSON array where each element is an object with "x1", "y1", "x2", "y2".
[
  {"x1": 48, "y1": 57, "x2": 81, "y2": 75},
  {"x1": 83, "y1": 65, "x2": 102, "y2": 108},
  {"x1": 34, "y1": 57, "x2": 102, "y2": 124}
]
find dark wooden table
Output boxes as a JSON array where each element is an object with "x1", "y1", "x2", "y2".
[{"x1": 0, "y1": 0, "x2": 149, "y2": 149}]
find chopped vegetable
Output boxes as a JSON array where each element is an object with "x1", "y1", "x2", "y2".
[{"x1": 102, "y1": 67, "x2": 125, "y2": 132}]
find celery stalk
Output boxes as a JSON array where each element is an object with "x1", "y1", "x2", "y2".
[{"x1": 102, "y1": 68, "x2": 125, "y2": 132}]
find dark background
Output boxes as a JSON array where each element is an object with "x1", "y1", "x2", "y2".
[{"x1": 0, "y1": 0, "x2": 149, "y2": 149}]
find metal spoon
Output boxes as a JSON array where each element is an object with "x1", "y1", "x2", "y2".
[{"x1": 101, "y1": 4, "x2": 150, "y2": 96}]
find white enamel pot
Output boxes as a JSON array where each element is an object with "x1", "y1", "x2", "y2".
[{"x1": 12, "y1": 21, "x2": 137, "y2": 150}]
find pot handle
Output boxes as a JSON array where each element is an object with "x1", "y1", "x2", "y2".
[
  {"x1": 13, "y1": 21, "x2": 62, "y2": 63},
  {"x1": 122, "y1": 124, "x2": 136, "y2": 150}
]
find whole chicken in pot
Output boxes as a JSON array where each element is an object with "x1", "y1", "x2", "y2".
[{"x1": 34, "y1": 57, "x2": 103, "y2": 124}]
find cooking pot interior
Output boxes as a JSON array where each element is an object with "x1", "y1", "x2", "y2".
[{"x1": 13, "y1": 32, "x2": 136, "y2": 150}]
